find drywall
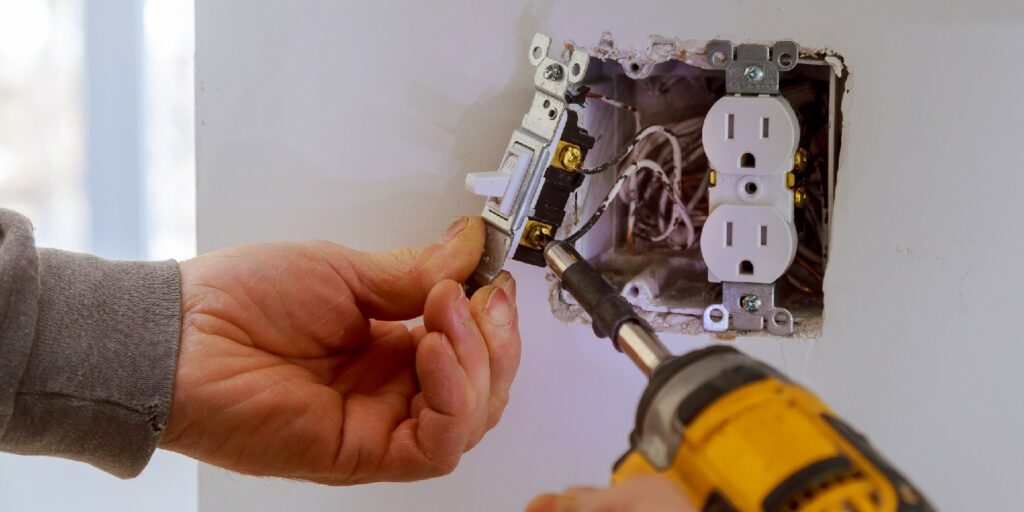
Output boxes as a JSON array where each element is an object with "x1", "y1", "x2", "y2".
[{"x1": 196, "y1": 2, "x2": 1024, "y2": 510}]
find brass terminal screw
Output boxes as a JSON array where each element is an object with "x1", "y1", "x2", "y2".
[
  {"x1": 709, "y1": 169, "x2": 717, "y2": 187},
  {"x1": 793, "y1": 148, "x2": 808, "y2": 173},
  {"x1": 786, "y1": 171, "x2": 796, "y2": 189},
  {"x1": 793, "y1": 187, "x2": 807, "y2": 208},
  {"x1": 558, "y1": 144, "x2": 583, "y2": 171},
  {"x1": 521, "y1": 220, "x2": 554, "y2": 250}
]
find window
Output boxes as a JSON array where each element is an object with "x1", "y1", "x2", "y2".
[{"x1": 0, "y1": 2, "x2": 197, "y2": 511}]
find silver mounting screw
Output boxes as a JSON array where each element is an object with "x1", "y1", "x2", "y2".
[
  {"x1": 543, "y1": 64, "x2": 564, "y2": 81},
  {"x1": 741, "y1": 294, "x2": 763, "y2": 313},
  {"x1": 743, "y1": 65, "x2": 765, "y2": 82}
]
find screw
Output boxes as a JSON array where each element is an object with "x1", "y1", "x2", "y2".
[
  {"x1": 523, "y1": 221, "x2": 553, "y2": 250},
  {"x1": 743, "y1": 65, "x2": 765, "y2": 82},
  {"x1": 793, "y1": 187, "x2": 807, "y2": 208},
  {"x1": 543, "y1": 64, "x2": 564, "y2": 81},
  {"x1": 558, "y1": 145, "x2": 583, "y2": 171},
  {"x1": 741, "y1": 295, "x2": 763, "y2": 313},
  {"x1": 793, "y1": 148, "x2": 808, "y2": 172}
]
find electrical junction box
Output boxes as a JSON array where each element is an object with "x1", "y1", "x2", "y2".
[{"x1": 466, "y1": 34, "x2": 846, "y2": 338}]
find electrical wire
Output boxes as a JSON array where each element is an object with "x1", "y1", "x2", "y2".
[
  {"x1": 586, "y1": 91, "x2": 642, "y2": 133},
  {"x1": 564, "y1": 159, "x2": 691, "y2": 245}
]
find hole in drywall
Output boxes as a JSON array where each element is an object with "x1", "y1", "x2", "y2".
[
  {"x1": 559, "y1": 41, "x2": 848, "y2": 337},
  {"x1": 739, "y1": 260, "x2": 754, "y2": 275},
  {"x1": 740, "y1": 152, "x2": 756, "y2": 169}
]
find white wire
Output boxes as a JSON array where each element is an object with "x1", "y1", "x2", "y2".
[
  {"x1": 617, "y1": 125, "x2": 683, "y2": 202},
  {"x1": 581, "y1": 118, "x2": 707, "y2": 249},
  {"x1": 631, "y1": 159, "x2": 696, "y2": 247},
  {"x1": 589, "y1": 94, "x2": 642, "y2": 133}
]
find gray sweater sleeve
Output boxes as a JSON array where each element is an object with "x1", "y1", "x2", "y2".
[{"x1": 0, "y1": 209, "x2": 181, "y2": 478}]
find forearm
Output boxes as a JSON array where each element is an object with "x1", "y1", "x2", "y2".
[{"x1": 0, "y1": 209, "x2": 181, "y2": 478}]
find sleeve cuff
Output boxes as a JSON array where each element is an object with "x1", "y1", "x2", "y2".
[{"x1": 0, "y1": 248, "x2": 181, "y2": 478}]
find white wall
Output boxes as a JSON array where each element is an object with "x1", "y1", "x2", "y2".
[
  {"x1": 196, "y1": 2, "x2": 1024, "y2": 510},
  {"x1": 0, "y1": 451, "x2": 196, "y2": 512}
]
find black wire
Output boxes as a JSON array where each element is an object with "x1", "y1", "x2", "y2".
[
  {"x1": 580, "y1": 140, "x2": 636, "y2": 175},
  {"x1": 563, "y1": 170, "x2": 634, "y2": 244},
  {"x1": 566, "y1": 126, "x2": 686, "y2": 243},
  {"x1": 578, "y1": 125, "x2": 681, "y2": 176}
]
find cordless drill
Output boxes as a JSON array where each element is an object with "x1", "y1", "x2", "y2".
[{"x1": 543, "y1": 241, "x2": 934, "y2": 512}]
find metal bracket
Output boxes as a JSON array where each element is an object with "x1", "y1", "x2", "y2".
[
  {"x1": 704, "y1": 282, "x2": 794, "y2": 336},
  {"x1": 468, "y1": 34, "x2": 590, "y2": 289},
  {"x1": 705, "y1": 40, "x2": 799, "y2": 95}
]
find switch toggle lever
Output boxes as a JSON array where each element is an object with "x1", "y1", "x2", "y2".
[{"x1": 465, "y1": 142, "x2": 533, "y2": 217}]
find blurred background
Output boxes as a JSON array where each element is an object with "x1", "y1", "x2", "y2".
[{"x1": 0, "y1": 0, "x2": 197, "y2": 510}]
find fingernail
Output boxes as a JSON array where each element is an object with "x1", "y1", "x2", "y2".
[
  {"x1": 491, "y1": 271, "x2": 516, "y2": 300},
  {"x1": 485, "y1": 288, "x2": 514, "y2": 327},
  {"x1": 491, "y1": 270, "x2": 510, "y2": 287},
  {"x1": 441, "y1": 217, "x2": 468, "y2": 243},
  {"x1": 502, "y1": 275, "x2": 517, "y2": 301}
]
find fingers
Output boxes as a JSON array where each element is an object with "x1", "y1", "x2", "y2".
[
  {"x1": 423, "y1": 280, "x2": 491, "y2": 448},
  {"x1": 525, "y1": 476, "x2": 694, "y2": 512},
  {"x1": 378, "y1": 275, "x2": 519, "y2": 480},
  {"x1": 316, "y1": 217, "x2": 485, "y2": 321},
  {"x1": 468, "y1": 271, "x2": 521, "y2": 429},
  {"x1": 376, "y1": 280, "x2": 486, "y2": 480},
  {"x1": 380, "y1": 331, "x2": 472, "y2": 480}
]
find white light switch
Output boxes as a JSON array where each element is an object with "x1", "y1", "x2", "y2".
[{"x1": 464, "y1": 142, "x2": 533, "y2": 217}]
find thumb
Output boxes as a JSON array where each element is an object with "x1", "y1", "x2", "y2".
[{"x1": 322, "y1": 216, "x2": 485, "y2": 320}]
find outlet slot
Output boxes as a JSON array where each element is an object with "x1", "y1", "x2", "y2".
[
  {"x1": 558, "y1": 42, "x2": 847, "y2": 337},
  {"x1": 739, "y1": 152, "x2": 756, "y2": 169},
  {"x1": 739, "y1": 260, "x2": 754, "y2": 275}
]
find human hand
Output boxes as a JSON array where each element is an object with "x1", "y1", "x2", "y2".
[
  {"x1": 526, "y1": 476, "x2": 694, "y2": 512},
  {"x1": 160, "y1": 217, "x2": 521, "y2": 484}
]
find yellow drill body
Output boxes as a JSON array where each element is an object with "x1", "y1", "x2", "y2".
[{"x1": 612, "y1": 346, "x2": 932, "y2": 512}]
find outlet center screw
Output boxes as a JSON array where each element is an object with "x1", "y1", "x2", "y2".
[
  {"x1": 741, "y1": 294, "x2": 763, "y2": 313},
  {"x1": 743, "y1": 65, "x2": 765, "y2": 82},
  {"x1": 543, "y1": 64, "x2": 564, "y2": 81}
]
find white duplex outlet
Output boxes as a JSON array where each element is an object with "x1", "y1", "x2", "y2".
[{"x1": 701, "y1": 95, "x2": 800, "y2": 284}]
